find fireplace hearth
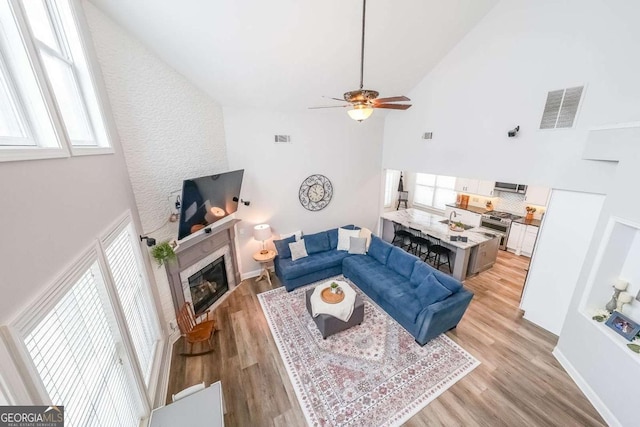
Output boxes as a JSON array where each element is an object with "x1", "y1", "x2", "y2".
[{"x1": 188, "y1": 256, "x2": 228, "y2": 314}]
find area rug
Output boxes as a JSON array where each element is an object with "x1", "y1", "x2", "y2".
[{"x1": 258, "y1": 276, "x2": 479, "y2": 427}]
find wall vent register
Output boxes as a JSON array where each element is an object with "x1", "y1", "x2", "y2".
[
  {"x1": 539, "y1": 86, "x2": 584, "y2": 129},
  {"x1": 274, "y1": 135, "x2": 291, "y2": 143}
]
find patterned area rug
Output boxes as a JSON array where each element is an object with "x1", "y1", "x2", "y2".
[{"x1": 258, "y1": 276, "x2": 479, "y2": 427}]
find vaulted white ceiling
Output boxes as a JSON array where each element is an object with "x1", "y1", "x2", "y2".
[{"x1": 89, "y1": 0, "x2": 497, "y2": 111}]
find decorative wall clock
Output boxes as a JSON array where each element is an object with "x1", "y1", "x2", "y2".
[{"x1": 299, "y1": 174, "x2": 333, "y2": 211}]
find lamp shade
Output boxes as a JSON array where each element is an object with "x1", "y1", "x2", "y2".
[
  {"x1": 347, "y1": 105, "x2": 374, "y2": 122},
  {"x1": 253, "y1": 224, "x2": 272, "y2": 242}
]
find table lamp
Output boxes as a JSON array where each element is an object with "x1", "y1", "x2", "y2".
[{"x1": 254, "y1": 224, "x2": 272, "y2": 254}]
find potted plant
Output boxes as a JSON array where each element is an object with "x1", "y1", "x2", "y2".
[
  {"x1": 151, "y1": 241, "x2": 176, "y2": 267},
  {"x1": 330, "y1": 282, "x2": 339, "y2": 294},
  {"x1": 525, "y1": 206, "x2": 536, "y2": 221}
]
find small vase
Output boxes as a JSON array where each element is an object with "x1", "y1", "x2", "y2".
[
  {"x1": 525, "y1": 212, "x2": 534, "y2": 221},
  {"x1": 605, "y1": 288, "x2": 621, "y2": 312},
  {"x1": 330, "y1": 287, "x2": 338, "y2": 294}
]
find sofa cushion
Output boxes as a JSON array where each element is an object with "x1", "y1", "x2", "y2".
[
  {"x1": 289, "y1": 240, "x2": 308, "y2": 261},
  {"x1": 277, "y1": 250, "x2": 351, "y2": 280},
  {"x1": 328, "y1": 225, "x2": 359, "y2": 249},
  {"x1": 338, "y1": 228, "x2": 361, "y2": 251},
  {"x1": 414, "y1": 274, "x2": 452, "y2": 306},
  {"x1": 432, "y1": 270, "x2": 463, "y2": 293},
  {"x1": 387, "y1": 247, "x2": 419, "y2": 279},
  {"x1": 348, "y1": 237, "x2": 367, "y2": 254},
  {"x1": 274, "y1": 235, "x2": 296, "y2": 259},
  {"x1": 410, "y1": 261, "x2": 436, "y2": 286},
  {"x1": 379, "y1": 282, "x2": 424, "y2": 324},
  {"x1": 359, "y1": 227, "x2": 372, "y2": 250},
  {"x1": 368, "y1": 235, "x2": 393, "y2": 265},
  {"x1": 304, "y1": 231, "x2": 330, "y2": 254}
]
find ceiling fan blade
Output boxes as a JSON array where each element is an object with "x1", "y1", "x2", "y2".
[
  {"x1": 308, "y1": 105, "x2": 349, "y2": 109},
  {"x1": 374, "y1": 96, "x2": 410, "y2": 103},
  {"x1": 323, "y1": 96, "x2": 347, "y2": 102},
  {"x1": 373, "y1": 103, "x2": 412, "y2": 110}
]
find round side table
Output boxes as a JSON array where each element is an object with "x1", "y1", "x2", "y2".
[{"x1": 253, "y1": 250, "x2": 276, "y2": 286}]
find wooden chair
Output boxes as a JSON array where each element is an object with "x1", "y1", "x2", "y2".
[{"x1": 176, "y1": 302, "x2": 216, "y2": 356}]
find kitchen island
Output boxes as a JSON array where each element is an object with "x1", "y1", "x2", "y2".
[{"x1": 380, "y1": 208, "x2": 500, "y2": 281}]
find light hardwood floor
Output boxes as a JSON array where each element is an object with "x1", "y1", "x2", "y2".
[{"x1": 166, "y1": 251, "x2": 605, "y2": 426}]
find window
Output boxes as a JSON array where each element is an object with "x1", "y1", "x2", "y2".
[
  {"x1": 11, "y1": 216, "x2": 162, "y2": 425},
  {"x1": 414, "y1": 173, "x2": 457, "y2": 210},
  {"x1": 383, "y1": 170, "x2": 397, "y2": 207},
  {"x1": 23, "y1": 260, "x2": 142, "y2": 427},
  {"x1": 0, "y1": 0, "x2": 111, "y2": 162},
  {"x1": 104, "y1": 224, "x2": 160, "y2": 385}
]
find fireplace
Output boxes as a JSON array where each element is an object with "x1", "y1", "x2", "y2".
[
  {"x1": 166, "y1": 219, "x2": 240, "y2": 319},
  {"x1": 188, "y1": 256, "x2": 228, "y2": 314}
]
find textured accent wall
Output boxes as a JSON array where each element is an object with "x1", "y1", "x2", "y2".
[{"x1": 83, "y1": 2, "x2": 228, "y2": 328}]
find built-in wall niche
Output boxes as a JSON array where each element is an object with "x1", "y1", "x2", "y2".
[{"x1": 580, "y1": 218, "x2": 640, "y2": 354}]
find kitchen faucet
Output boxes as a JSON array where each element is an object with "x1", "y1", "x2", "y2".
[{"x1": 449, "y1": 211, "x2": 457, "y2": 226}]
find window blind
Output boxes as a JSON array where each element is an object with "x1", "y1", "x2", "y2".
[
  {"x1": 105, "y1": 225, "x2": 159, "y2": 385},
  {"x1": 414, "y1": 173, "x2": 457, "y2": 210},
  {"x1": 24, "y1": 263, "x2": 140, "y2": 427}
]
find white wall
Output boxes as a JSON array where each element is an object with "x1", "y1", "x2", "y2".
[
  {"x1": 521, "y1": 190, "x2": 604, "y2": 335},
  {"x1": 381, "y1": 1, "x2": 640, "y2": 425},
  {"x1": 224, "y1": 108, "x2": 384, "y2": 276},
  {"x1": 83, "y1": 2, "x2": 229, "y2": 328},
  {"x1": 381, "y1": 0, "x2": 640, "y2": 194}
]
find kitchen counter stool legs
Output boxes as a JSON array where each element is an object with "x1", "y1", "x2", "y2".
[{"x1": 427, "y1": 235, "x2": 453, "y2": 273}]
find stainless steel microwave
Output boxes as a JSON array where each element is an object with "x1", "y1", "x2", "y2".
[{"x1": 494, "y1": 182, "x2": 527, "y2": 193}]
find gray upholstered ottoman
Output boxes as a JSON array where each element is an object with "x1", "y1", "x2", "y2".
[{"x1": 305, "y1": 288, "x2": 364, "y2": 339}]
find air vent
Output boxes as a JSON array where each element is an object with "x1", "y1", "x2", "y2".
[
  {"x1": 422, "y1": 132, "x2": 433, "y2": 140},
  {"x1": 540, "y1": 86, "x2": 584, "y2": 129},
  {"x1": 274, "y1": 135, "x2": 291, "y2": 143}
]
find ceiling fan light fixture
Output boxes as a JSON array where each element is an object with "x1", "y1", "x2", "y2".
[{"x1": 347, "y1": 105, "x2": 374, "y2": 122}]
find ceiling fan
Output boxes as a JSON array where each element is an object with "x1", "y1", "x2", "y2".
[{"x1": 309, "y1": 0, "x2": 412, "y2": 122}]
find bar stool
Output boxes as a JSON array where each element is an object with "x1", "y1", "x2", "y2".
[
  {"x1": 408, "y1": 228, "x2": 431, "y2": 260},
  {"x1": 391, "y1": 221, "x2": 412, "y2": 249},
  {"x1": 426, "y1": 235, "x2": 452, "y2": 273}
]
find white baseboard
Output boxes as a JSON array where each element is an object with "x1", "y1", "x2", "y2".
[
  {"x1": 241, "y1": 268, "x2": 262, "y2": 281},
  {"x1": 552, "y1": 347, "x2": 620, "y2": 427}
]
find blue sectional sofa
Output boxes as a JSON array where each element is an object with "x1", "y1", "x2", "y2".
[{"x1": 273, "y1": 226, "x2": 473, "y2": 345}]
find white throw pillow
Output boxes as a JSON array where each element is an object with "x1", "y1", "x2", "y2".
[
  {"x1": 359, "y1": 227, "x2": 372, "y2": 250},
  {"x1": 289, "y1": 240, "x2": 308, "y2": 261},
  {"x1": 337, "y1": 228, "x2": 361, "y2": 251},
  {"x1": 280, "y1": 230, "x2": 302, "y2": 241}
]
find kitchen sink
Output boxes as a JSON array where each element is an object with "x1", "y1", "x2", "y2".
[{"x1": 438, "y1": 219, "x2": 474, "y2": 230}]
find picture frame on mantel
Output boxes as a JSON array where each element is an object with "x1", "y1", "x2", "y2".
[{"x1": 605, "y1": 311, "x2": 640, "y2": 341}]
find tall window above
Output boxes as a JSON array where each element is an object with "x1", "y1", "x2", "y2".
[
  {"x1": 414, "y1": 173, "x2": 457, "y2": 210},
  {"x1": 0, "y1": 0, "x2": 111, "y2": 162}
]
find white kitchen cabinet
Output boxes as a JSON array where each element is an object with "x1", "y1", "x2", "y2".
[
  {"x1": 521, "y1": 225, "x2": 539, "y2": 256},
  {"x1": 524, "y1": 186, "x2": 550, "y2": 206},
  {"x1": 476, "y1": 180, "x2": 496, "y2": 197},
  {"x1": 454, "y1": 178, "x2": 478, "y2": 194},
  {"x1": 507, "y1": 222, "x2": 525, "y2": 251}
]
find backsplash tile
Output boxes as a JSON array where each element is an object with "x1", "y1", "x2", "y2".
[{"x1": 467, "y1": 191, "x2": 546, "y2": 219}]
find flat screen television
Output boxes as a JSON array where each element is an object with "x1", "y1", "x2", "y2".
[{"x1": 178, "y1": 169, "x2": 244, "y2": 241}]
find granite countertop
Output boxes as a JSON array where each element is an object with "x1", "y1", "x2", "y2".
[
  {"x1": 381, "y1": 208, "x2": 500, "y2": 250},
  {"x1": 513, "y1": 217, "x2": 542, "y2": 227}
]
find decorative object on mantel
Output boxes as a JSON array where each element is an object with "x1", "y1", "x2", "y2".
[
  {"x1": 605, "y1": 279, "x2": 628, "y2": 312},
  {"x1": 253, "y1": 224, "x2": 272, "y2": 255},
  {"x1": 151, "y1": 241, "x2": 176, "y2": 267},
  {"x1": 591, "y1": 308, "x2": 611, "y2": 323},
  {"x1": 628, "y1": 342, "x2": 640, "y2": 353},
  {"x1": 605, "y1": 311, "x2": 640, "y2": 341}
]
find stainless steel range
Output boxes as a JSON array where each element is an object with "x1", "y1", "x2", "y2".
[{"x1": 479, "y1": 211, "x2": 523, "y2": 250}]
